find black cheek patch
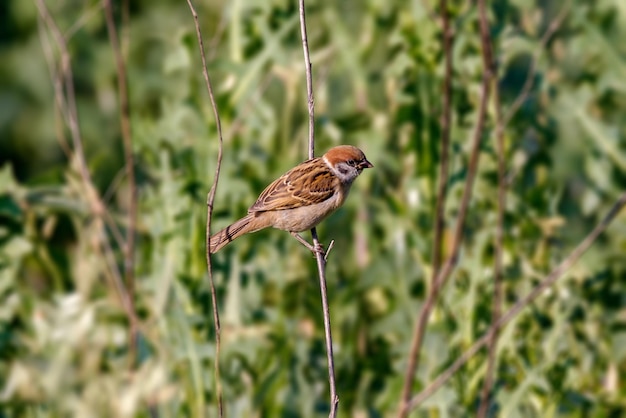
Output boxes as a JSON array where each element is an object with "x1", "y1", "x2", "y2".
[{"x1": 338, "y1": 166, "x2": 350, "y2": 175}]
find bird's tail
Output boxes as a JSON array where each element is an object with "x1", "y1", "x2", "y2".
[{"x1": 209, "y1": 214, "x2": 260, "y2": 253}]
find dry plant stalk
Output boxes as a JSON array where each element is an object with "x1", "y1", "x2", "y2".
[
  {"x1": 103, "y1": 0, "x2": 139, "y2": 367},
  {"x1": 477, "y1": 0, "x2": 504, "y2": 414},
  {"x1": 399, "y1": 1, "x2": 575, "y2": 412},
  {"x1": 398, "y1": 0, "x2": 494, "y2": 415},
  {"x1": 400, "y1": 0, "x2": 454, "y2": 411},
  {"x1": 431, "y1": 0, "x2": 453, "y2": 277},
  {"x1": 186, "y1": 0, "x2": 225, "y2": 416},
  {"x1": 406, "y1": 192, "x2": 626, "y2": 411},
  {"x1": 299, "y1": 0, "x2": 339, "y2": 416},
  {"x1": 478, "y1": 5, "x2": 569, "y2": 411},
  {"x1": 35, "y1": 0, "x2": 139, "y2": 364}
]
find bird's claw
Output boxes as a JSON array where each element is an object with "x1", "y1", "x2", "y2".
[
  {"x1": 290, "y1": 232, "x2": 333, "y2": 259},
  {"x1": 313, "y1": 242, "x2": 325, "y2": 256}
]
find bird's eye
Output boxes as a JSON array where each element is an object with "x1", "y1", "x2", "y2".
[{"x1": 347, "y1": 159, "x2": 355, "y2": 166}]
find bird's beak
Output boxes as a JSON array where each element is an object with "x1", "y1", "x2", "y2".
[{"x1": 359, "y1": 159, "x2": 373, "y2": 169}]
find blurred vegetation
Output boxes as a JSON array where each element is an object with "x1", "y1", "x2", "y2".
[{"x1": 1, "y1": 0, "x2": 626, "y2": 417}]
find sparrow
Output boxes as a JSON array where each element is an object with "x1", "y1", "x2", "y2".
[{"x1": 209, "y1": 145, "x2": 373, "y2": 253}]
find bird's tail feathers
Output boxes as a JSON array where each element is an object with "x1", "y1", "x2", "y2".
[{"x1": 209, "y1": 214, "x2": 261, "y2": 253}]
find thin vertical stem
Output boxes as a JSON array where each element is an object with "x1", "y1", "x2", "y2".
[
  {"x1": 431, "y1": 0, "x2": 453, "y2": 276},
  {"x1": 401, "y1": 0, "x2": 454, "y2": 407},
  {"x1": 103, "y1": 0, "x2": 138, "y2": 367},
  {"x1": 299, "y1": 0, "x2": 315, "y2": 160},
  {"x1": 398, "y1": 1, "x2": 494, "y2": 415},
  {"x1": 312, "y1": 230, "x2": 339, "y2": 417},
  {"x1": 186, "y1": 0, "x2": 225, "y2": 416},
  {"x1": 299, "y1": 0, "x2": 338, "y2": 416},
  {"x1": 35, "y1": 0, "x2": 134, "y2": 330},
  {"x1": 477, "y1": 8, "x2": 504, "y2": 418}
]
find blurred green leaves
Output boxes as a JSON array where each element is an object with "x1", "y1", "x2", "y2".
[{"x1": 1, "y1": 0, "x2": 626, "y2": 417}]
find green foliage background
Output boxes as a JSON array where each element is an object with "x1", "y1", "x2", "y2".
[{"x1": 1, "y1": 0, "x2": 626, "y2": 416}]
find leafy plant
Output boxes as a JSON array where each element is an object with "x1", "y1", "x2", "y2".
[{"x1": 1, "y1": 0, "x2": 625, "y2": 417}]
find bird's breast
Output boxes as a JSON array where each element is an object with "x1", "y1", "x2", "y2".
[{"x1": 269, "y1": 190, "x2": 347, "y2": 232}]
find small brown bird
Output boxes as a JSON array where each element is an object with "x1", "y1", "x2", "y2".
[{"x1": 209, "y1": 145, "x2": 373, "y2": 253}]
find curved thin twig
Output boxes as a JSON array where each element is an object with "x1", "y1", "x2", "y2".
[
  {"x1": 35, "y1": 0, "x2": 136, "y2": 344},
  {"x1": 407, "y1": 192, "x2": 626, "y2": 411},
  {"x1": 186, "y1": 0, "x2": 225, "y2": 415}
]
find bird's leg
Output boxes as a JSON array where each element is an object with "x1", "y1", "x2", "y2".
[{"x1": 290, "y1": 232, "x2": 325, "y2": 255}]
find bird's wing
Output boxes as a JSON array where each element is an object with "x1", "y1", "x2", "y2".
[{"x1": 248, "y1": 158, "x2": 338, "y2": 213}]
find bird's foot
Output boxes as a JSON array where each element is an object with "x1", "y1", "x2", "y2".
[{"x1": 290, "y1": 232, "x2": 327, "y2": 256}]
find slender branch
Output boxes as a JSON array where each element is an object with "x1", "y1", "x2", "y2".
[
  {"x1": 299, "y1": 0, "x2": 315, "y2": 160},
  {"x1": 37, "y1": 0, "x2": 127, "y2": 252},
  {"x1": 406, "y1": 192, "x2": 626, "y2": 411},
  {"x1": 35, "y1": 0, "x2": 135, "y2": 331},
  {"x1": 477, "y1": 7, "x2": 505, "y2": 418},
  {"x1": 35, "y1": 0, "x2": 96, "y2": 206},
  {"x1": 312, "y1": 229, "x2": 339, "y2": 417},
  {"x1": 478, "y1": 7, "x2": 569, "y2": 408},
  {"x1": 431, "y1": 0, "x2": 453, "y2": 276},
  {"x1": 103, "y1": 0, "x2": 138, "y2": 368},
  {"x1": 400, "y1": 0, "x2": 454, "y2": 406},
  {"x1": 398, "y1": 2, "x2": 494, "y2": 416},
  {"x1": 186, "y1": 1, "x2": 225, "y2": 416},
  {"x1": 400, "y1": 2, "x2": 495, "y2": 415},
  {"x1": 299, "y1": 0, "x2": 338, "y2": 416},
  {"x1": 121, "y1": 0, "x2": 130, "y2": 57}
]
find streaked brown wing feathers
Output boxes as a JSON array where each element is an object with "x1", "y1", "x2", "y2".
[{"x1": 248, "y1": 158, "x2": 337, "y2": 213}]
